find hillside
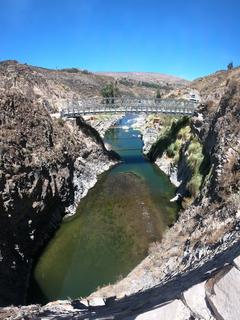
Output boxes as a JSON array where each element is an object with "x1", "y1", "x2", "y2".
[
  {"x1": 2, "y1": 76, "x2": 240, "y2": 320},
  {"x1": 0, "y1": 61, "x2": 186, "y2": 114},
  {"x1": 191, "y1": 66, "x2": 240, "y2": 105},
  {"x1": 96, "y1": 71, "x2": 188, "y2": 86},
  {"x1": 0, "y1": 65, "x2": 120, "y2": 305},
  {"x1": 0, "y1": 61, "x2": 240, "y2": 319}
]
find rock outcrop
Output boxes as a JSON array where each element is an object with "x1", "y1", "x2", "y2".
[
  {"x1": 0, "y1": 61, "x2": 240, "y2": 319},
  {"x1": 2, "y1": 256, "x2": 240, "y2": 319},
  {"x1": 0, "y1": 60, "x2": 184, "y2": 112},
  {"x1": 0, "y1": 91, "x2": 117, "y2": 306},
  {"x1": 191, "y1": 66, "x2": 240, "y2": 105},
  {"x1": 83, "y1": 80, "x2": 240, "y2": 310},
  {"x1": 146, "y1": 116, "x2": 194, "y2": 200}
]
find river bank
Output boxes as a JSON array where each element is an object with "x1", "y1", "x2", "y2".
[
  {"x1": 82, "y1": 114, "x2": 124, "y2": 138},
  {"x1": 128, "y1": 114, "x2": 182, "y2": 188}
]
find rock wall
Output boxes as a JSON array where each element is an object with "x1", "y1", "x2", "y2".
[
  {"x1": 82, "y1": 114, "x2": 124, "y2": 138},
  {"x1": 85, "y1": 80, "x2": 240, "y2": 302},
  {"x1": 0, "y1": 92, "x2": 117, "y2": 306},
  {"x1": 146, "y1": 116, "x2": 193, "y2": 199},
  {"x1": 2, "y1": 247, "x2": 240, "y2": 319},
  {"x1": 0, "y1": 60, "x2": 183, "y2": 112},
  {"x1": 0, "y1": 62, "x2": 240, "y2": 318}
]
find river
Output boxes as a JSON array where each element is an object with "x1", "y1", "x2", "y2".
[{"x1": 29, "y1": 115, "x2": 178, "y2": 303}]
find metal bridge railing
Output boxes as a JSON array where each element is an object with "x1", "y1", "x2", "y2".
[{"x1": 61, "y1": 97, "x2": 199, "y2": 118}]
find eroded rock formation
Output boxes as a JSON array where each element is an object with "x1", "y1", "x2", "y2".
[
  {"x1": 0, "y1": 92, "x2": 117, "y2": 306},
  {"x1": 0, "y1": 61, "x2": 240, "y2": 319}
]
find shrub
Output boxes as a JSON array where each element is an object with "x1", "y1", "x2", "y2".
[
  {"x1": 119, "y1": 79, "x2": 134, "y2": 87},
  {"x1": 148, "y1": 116, "x2": 189, "y2": 161},
  {"x1": 156, "y1": 89, "x2": 161, "y2": 99},
  {"x1": 57, "y1": 117, "x2": 65, "y2": 127},
  {"x1": 227, "y1": 62, "x2": 233, "y2": 70},
  {"x1": 138, "y1": 81, "x2": 160, "y2": 89},
  {"x1": 166, "y1": 144, "x2": 175, "y2": 157},
  {"x1": 187, "y1": 174, "x2": 202, "y2": 197},
  {"x1": 177, "y1": 126, "x2": 191, "y2": 140},
  {"x1": 61, "y1": 68, "x2": 80, "y2": 73},
  {"x1": 188, "y1": 139, "x2": 202, "y2": 154},
  {"x1": 82, "y1": 69, "x2": 91, "y2": 74},
  {"x1": 186, "y1": 137, "x2": 204, "y2": 197},
  {"x1": 100, "y1": 83, "x2": 119, "y2": 98}
]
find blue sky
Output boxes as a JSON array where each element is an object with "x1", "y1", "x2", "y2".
[{"x1": 0, "y1": 0, "x2": 239, "y2": 80}]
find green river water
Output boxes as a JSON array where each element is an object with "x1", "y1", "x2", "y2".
[{"x1": 30, "y1": 115, "x2": 178, "y2": 303}]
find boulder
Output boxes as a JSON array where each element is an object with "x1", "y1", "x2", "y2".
[
  {"x1": 135, "y1": 299, "x2": 191, "y2": 320},
  {"x1": 233, "y1": 255, "x2": 240, "y2": 270},
  {"x1": 183, "y1": 281, "x2": 214, "y2": 320},
  {"x1": 206, "y1": 266, "x2": 240, "y2": 320}
]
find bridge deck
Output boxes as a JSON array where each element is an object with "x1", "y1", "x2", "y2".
[{"x1": 61, "y1": 97, "x2": 199, "y2": 117}]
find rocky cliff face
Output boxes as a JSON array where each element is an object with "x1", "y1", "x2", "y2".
[
  {"x1": 0, "y1": 91, "x2": 117, "y2": 306},
  {"x1": 84, "y1": 81, "x2": 240, "y2": 308},
  {"x1": 4, "y1": 78, "x2": 234, "y2": 318},
  {"x1": 0, "y1": 60, "x2": 183, "y2": 112},
  {"x1": 191, "y1": 66, "x2": 240, "y2": 105},
  {"x1": 143, "y1": 116, "x2": 194, "y2": 203},
  {"x1": 0, "y1": 61, "x2": 240, "y2": 318}
]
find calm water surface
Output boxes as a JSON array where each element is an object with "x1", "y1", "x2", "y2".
[{"x1": 30, "y1": 115, "x2": 178, "y2": 302}]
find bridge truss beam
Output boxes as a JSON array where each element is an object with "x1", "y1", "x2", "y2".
[{"x1": 61, "y1": 97, "x2": 199, "y2": 118}]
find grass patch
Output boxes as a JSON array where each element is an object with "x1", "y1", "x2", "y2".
[
  {"x1": 148, "y1": 116, "x2": 189, "y2": 161},
  {"x1": 186, "y1": 137, "x2": 204, "y2": 197},
  {"x1": 166, "y1": 126, "x2": 192, "y2": 164},
  {"x1": 148, "y1": 116, "x2": 207, "y2": 200}
]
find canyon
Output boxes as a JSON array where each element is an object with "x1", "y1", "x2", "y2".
[{"x1": 0, "y1": 60, "x2": 240, "y2": 319}]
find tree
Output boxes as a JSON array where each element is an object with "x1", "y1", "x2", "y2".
[
  {"x1": 100, "y1": 83, "x2": 119, "y2": 103},
  {"x1": 156, "y1": 89, "x2": 161, "y2": 99},
  {"x1": 227, "y1": 62, "x2": 233, "y2": 70}
]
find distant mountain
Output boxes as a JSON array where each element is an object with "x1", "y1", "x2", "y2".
[
  {"x1": 0, "y1": 61, "x2": 189, "y2": 110},
  {"x1": 96, "y1": 71, "x2": 189, "y2": 86}
]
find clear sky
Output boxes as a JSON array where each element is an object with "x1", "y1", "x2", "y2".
[{"x1": 0, "y1": 0, "x2": 239, "y2": 80}]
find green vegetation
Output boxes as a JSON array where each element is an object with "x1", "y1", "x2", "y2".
[
  {"x1": 139, "y1": 81, "x2": 160, "y2": 89},
  {"x1": 165, "y1": 126, "x2": 204, "y2": 197},
  {"x1": 57, "y1": 117, "x2": 65, "y2": 127},
  {"x1": 186, "y1": 137, "x2": 204, "y2": 197},
  {"x1": 166, "y1": 126, "x2": 191, "y2": 164},
  {"x1": 156, "y1": 89, "x2": 161, "y2": 99},
  {"x1": 149, "y1": 117, "x2": 207, "y2": 199},
  {"x1": 59, "y1": 68, "x2": 92, "y2": 74},
  {"x1": 227, "y1": 62, "x2": 233, "y2": 70},
  {"x1": 60, "y1": 68, "x2": 81, "y2": 73},
  {"x1": 82, "y1": 69, "x2": 91, "y2": 74},
  {"x1": 100, "y1": 82, "x2": 120, "y2": 99},
  {"x1": 119, "y1": 78, "x2": 134, "y2": 87},
  {"x1": 148, "y1": 116, "x2": 189, "y2": 161},
  {"x1": 167, "y1": 139, "x2": 181, "y2": 163}
]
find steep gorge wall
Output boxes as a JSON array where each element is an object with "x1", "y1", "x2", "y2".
[
  {"x1": 147, "y1": 116, "x2": 207, "y2": 206},
  {"x1": 86, "y1": 80, "x2": 240, "y2": 301},
  {"x1": 2, "y1": 81, "x2": 239, "y2": 319},
  {"x1": 0, "y1": 61, "x2": 240, "y2": 318},
  {"x1": 0, "y1": 92, "x2": 117, "y2": 306}
]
